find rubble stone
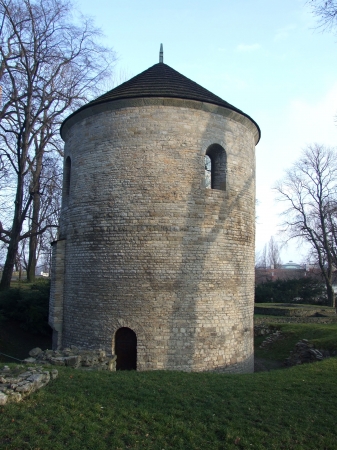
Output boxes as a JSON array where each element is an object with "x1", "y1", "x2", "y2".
[
  {"x1": 254, "y1": 325, "x2": 274, "y2": 336},
  {"x1": 0, "y1": 392, "x2": 8, "y2": 405},
  {"x1": 10, "y1": 392, "x2": 22, "y2": 402},
  {"x1": 27, "y1": 347, "x2": 117, "y2": 371},
  {"x1": 259, "y1": 330, "x2": 283, "y2": 349},
  {"x1": 284, "y1": 340, "x2": 329, "y2": 366},
  {"x1": 0, "y1": 365, "x2": 57, "y2": 405},
  {"x1": 29, "y1": 347, "x2": 43, "y2": 357},
  {"x1": 23, "y1": 357, "x2": 36, "y2": 364}
]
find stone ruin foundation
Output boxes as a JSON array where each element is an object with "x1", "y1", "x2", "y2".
[
  {"x1": 24, "y1": 347, "x2": 117, "y2": 371},
  {"x1": 0, "y1": 364, "x2": 58, "y2": 405}
]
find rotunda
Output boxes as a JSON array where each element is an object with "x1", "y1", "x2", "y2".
[{"x1": 49, "y1": 47, "x2": 260, "y2": 372}]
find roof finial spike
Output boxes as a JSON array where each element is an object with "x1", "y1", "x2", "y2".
[{"x1": 159, "y1": 43, "x2": 163, "y2": 63}]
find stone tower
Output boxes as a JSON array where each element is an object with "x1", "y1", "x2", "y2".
[{"x1": 49, "y1": 50, "x2": 260, "y2": 373}]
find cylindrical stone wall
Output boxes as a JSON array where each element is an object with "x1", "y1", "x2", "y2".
[{"x1": 52, "y1": 97, "x2": 257, "y2": 373}]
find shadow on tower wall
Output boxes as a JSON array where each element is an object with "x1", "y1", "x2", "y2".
[{"x1": 164, "y1": 110, "x2": 256, "y2": 373}]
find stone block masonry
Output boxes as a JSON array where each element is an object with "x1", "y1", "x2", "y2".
[
  {"x1": 50, "y1": 95, "x2": 259, "y2": 373},
  {"x1": 0, "y1": 364, "x2": 58, "y2": 405},
  {"x1": 25, "y1": 347, "x2": 117, "y2": 371},
  {"x1": 49, "y1": 239, "x2": 65, "y2": 349}
]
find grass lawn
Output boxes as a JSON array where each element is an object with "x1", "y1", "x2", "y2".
[
  {"x1": 255, "y1": 303, "x2": 333, "y2": 309},
  {"x1": 1, "y1": 312, "x2": 337, "y2": 449},
  {"x1": 1, "y1": 358, "x2": 337, "y2": 449},
  {"x1": 255, "y1": 322, "x2": 337, "y2": 361}
]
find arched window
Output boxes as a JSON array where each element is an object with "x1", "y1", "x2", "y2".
[
  {"x1": 205, "y1": 144, "x2": 227, "y2": 191},
  {"x1": 205, "y1": 155, "x2": 212, "y2": 189},
  {"x1": 63, "y1": 156, "x2": 71, "y2": 198},
  {"x1": 115, "y1": 327, "x2": 137, "y2": 370}
]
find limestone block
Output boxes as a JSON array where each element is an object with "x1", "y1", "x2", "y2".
[
  {"x1": 0, "y1": 392, "x2": 8, "y2": 405},
  {"x1": 10, "y1": 392, "x2": 22, "y2": 402},
  {"x1": 29, "y1": 347, "x2": 43, "y2": 357},
  {"x1": 64, "y1": 355, "x2": 81, "y2": 367},
  {"x1": 23, "y1": 357, "x2": 36, "y2": 364},
  {"x1": 15, "y1": 384, "x2": 33, "y2": 393},
  {"x1": 49, "y1": 357, "x2": 65, "y2": 366}
]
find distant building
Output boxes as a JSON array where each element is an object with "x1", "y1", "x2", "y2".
[
  {"x1": 255, "y1": 261, "x2": 312, "y2": 284},
  {"x1": 255, "y1": 261, "x2": 337, "y2": 291},
  {"x1": 280, "y1": 261, "x2": 304, "y2": 270}
]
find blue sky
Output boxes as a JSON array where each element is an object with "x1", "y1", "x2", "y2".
[{"x1": 77, "y1": 0, "x2": 337, "y2": 263}]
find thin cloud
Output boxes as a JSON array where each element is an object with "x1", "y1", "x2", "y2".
[
  {"x1": 236, "y1": 43, "x2": 261, "y2": 52},
  {"x1": 274, "y1": 24, "x2": 296, "y2": 41},
  {"x1": 287, "y1": 84, "x2": 337, "y2": 148}
]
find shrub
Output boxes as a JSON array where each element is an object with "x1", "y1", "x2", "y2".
[
  {"x1": 255, "y1": 277, "x2": 328, "y2": 304},
  {"x1": 0, "y1": 280, "x2": 51, "y2": 335}
]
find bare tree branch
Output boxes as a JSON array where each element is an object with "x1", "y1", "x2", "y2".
[
  {"x1": 274, "y1": 143, "x2": 337, "y2": 307},
  {"x1": 0, "y1": 0, "x2": 117, "y2": 288},
  {"x1": 308, "y1": 0, "x2": 337, "y2": 33}
]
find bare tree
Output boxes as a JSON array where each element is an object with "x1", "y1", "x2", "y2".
[
  {"x1": 97, "y1": 67, "x2": 133, "y2": 94},
  {"x1": 274, "y1": 144, "x2": 337, "y2": 307},
  {"x1": 26, "y1": 153, "x2": 62, "y2": 281},
  {"x1": 326, "y1": 200, "x2": 337, "y2": 266},
  {"x1": 268, "y1": 236, "x2": 282, "y2": 269},
  {"x1": 0, "y1": 0, "x2": 116, "y2": 288},
  {"x1": 255, "y1": 244, "x2": 268, "y2": 269},
  {"x1": 255, "y1": 236, "x2": 282, "y2": 269},
  {"x1": 308, "y1": 0, "x2": 337, "y2": 32}
]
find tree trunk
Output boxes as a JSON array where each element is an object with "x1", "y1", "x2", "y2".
[
  {"x1": 27, "y1": 151, "x2": 42, "y2": 283},
  {"x1": 319, "y1": 261, "x2": 335, "y2": 308},
  {"x1": 0, "y1": 186, "x2": 22, "y2": 289},
  {"x1": 27, "y1": 192, "x2": 40, "y2": 282},
  {"x1": 0, "y1": 229, "x2": 20, "y2": 290},
  {"x1": 0, "y1": 164, "x2": 30, "y2": 290},
  {"x1": 326, "y1": 282, "x2": 336, "y2": 308},
  {"x1": 27, "y1": 234, "x2": 37, "y2": 282}
]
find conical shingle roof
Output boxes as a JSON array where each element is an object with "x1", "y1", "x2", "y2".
[
  {"x1": 91, "y1": 63, "x2": 240, "y2": 111},
  {"x1": 62, "y1": 62, "x2": 260, "y2": 141}
]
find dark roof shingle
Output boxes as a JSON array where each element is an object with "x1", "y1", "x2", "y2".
[
  {"x1": 62, "y1": 62, "x2": 260, "y2": 140},
  {"x1": 91, "y1": 63, "x2": 241, "y2": 111}
]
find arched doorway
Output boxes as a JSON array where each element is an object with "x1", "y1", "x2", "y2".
[{"x1": 115, "y1": 327, "x2": 137, "y2": 370}]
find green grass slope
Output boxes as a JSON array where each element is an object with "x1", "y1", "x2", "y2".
[
  {"x1": 1, "y1": 359, "x2": 337, "y2": 449},
  {"x1": 255, "y1": 322, "x2": 337, "y2": 361}
]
